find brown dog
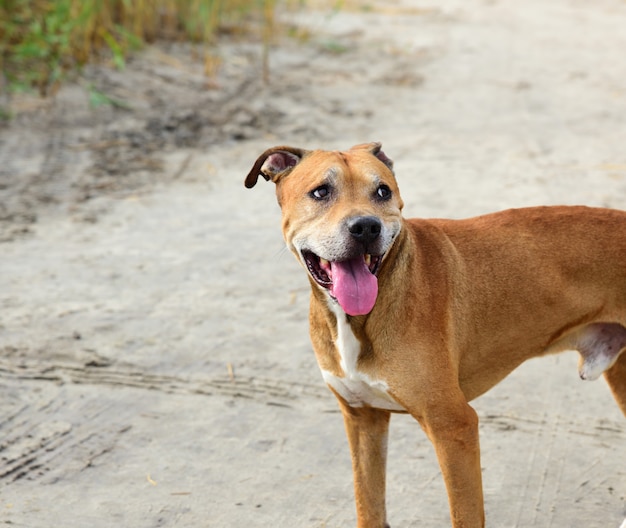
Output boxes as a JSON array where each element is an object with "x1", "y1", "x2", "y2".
[{"x1": 245, "y1": 142, "x2": 626, "y2": 527}]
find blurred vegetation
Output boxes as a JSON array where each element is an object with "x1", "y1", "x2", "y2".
[{"x1": 0, "y1": 0, "x2": 278, "y2": 96}]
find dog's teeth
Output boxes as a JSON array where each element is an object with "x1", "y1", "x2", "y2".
[
  {"x1": 319, "y1": 258, "x2": 331, "y2": 272},
  {"x1": 364, "y1": 254, "x2": 372, "y2": 266}
]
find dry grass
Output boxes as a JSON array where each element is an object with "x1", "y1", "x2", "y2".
[{"x1": 0, "y1": 0, "x2": 278, "y2": 96}]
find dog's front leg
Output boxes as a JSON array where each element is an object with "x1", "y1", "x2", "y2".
[
  {"x1": 418, "y1": 400, "x2": 485, "y2": 528},
  {"x1": 336, "y1": 396, "x2": 391, "y2": 528}
]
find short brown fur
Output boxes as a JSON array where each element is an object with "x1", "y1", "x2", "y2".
[{"x1": 246, "y1": 143, "x2": 626, "y2": 527}]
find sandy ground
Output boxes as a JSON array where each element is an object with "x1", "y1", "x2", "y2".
[{"x1": 1, "y1": 0, "x2": 626, "y2": 526}]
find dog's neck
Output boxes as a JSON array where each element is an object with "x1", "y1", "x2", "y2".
[{"x1": 308, "y1": 222, "x2": 413, "y2": 366}]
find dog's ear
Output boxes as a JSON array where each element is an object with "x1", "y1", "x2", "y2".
[
  {"x1": 350, "y1": 142, "x2": 394, "y2": 171},
  {"x1": 245, "y1": 146, "x2": 308, "y2": 188}
]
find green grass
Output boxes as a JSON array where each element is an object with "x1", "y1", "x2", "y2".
[{"x1": 0, "y1": 0, "x2": 278, "y2": 96}]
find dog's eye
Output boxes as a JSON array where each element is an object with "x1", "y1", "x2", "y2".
[
  {"x1": 310, "y1": 185, "x2": 331, "y2": 201},
  {"x1": 376, "y1": 184, "x2": 392, "y2": 201}
]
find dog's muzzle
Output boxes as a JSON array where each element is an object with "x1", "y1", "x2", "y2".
[{"x1": 301, "y1": 215, "x2": 387, "y2": 316}]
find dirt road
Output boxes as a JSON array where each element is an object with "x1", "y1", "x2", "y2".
[{"x1": 1, "y1": 0, "x2": 625, "y2": 526}]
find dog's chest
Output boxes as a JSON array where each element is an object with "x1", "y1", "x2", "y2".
[{"x1": 320, "y1": 306, "x2": 404, "y2": 412}]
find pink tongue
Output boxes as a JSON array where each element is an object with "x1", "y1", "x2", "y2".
[{"x1": 330, "y1": 258, "x2": 378, "y2": 316}]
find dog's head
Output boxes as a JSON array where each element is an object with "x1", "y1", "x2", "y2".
[{"x1": 245, "y1": 142, "x2": 404, "y2": 316}]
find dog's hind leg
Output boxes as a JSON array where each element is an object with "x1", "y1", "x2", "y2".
[
  {"x1": 605, "y1": 350, "x2": 626, "y2": 528},
  {"x1": 604, "y1": 348, "x2": 626, "y2": 416}
]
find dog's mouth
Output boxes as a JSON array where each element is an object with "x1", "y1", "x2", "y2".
[
  {"x1": 303, "y1": 251, "x2": 382, "y2": 285},
  {"x1": 302, "y1": 250, "x2": 383, "y2": 316}
]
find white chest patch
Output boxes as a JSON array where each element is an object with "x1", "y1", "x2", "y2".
[{"x1": 321, "y1": 304, "x2": 404, "y2": 412}]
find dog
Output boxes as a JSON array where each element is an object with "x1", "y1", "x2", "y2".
[{"x1": 245, "y1": 142, "x2": 626, "y2": 527}]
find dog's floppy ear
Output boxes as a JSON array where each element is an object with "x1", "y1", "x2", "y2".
[
  {"x1": 350, "y1": 142, "x2": 394, "y2": 171},
  {"x1": 245, "y1": 146, "x2": 308, "y2": 188}
]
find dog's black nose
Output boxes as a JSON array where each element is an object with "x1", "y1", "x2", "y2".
[{"x1": 347, "y1": 216, "x2": 382, "y2": 244}]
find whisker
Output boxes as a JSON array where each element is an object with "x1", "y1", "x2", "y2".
[{"x1": 273, "y1": 244, "x2": 290, "y2": 260}]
